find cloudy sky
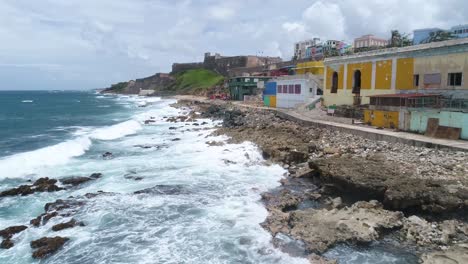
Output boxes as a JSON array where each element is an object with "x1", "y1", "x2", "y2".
[{"x1": 1, "y1": 0, "x2": 467, "y2": 90}]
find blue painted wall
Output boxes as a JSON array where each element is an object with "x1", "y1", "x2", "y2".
[
  {"x1": 410, "y1": 110, "x2": 468, "y2": 139},
  {"x1": 264, "y1": 82, "x2": 277, "y2": 95}
]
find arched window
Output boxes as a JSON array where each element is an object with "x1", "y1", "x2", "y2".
[
  {"x1": 352, "y1": 70, "x2": 362, "y2": 94},
  {"x1": 331, "y1": 72, "x2": 339, "y2": 93}
]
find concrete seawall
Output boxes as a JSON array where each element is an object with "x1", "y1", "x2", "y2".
[
  {"x1": 174, "y1": 95, "x2": 468, "y2": 152},
  {"x1": 275, "y1": 110, "x2": 468, "y2": 152}
]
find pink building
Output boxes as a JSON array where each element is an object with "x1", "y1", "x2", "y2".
[{"x1": 354, "y1": 34, "x2": 388, "y2": 49}]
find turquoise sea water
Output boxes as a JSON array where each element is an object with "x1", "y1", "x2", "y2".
[
  {"x1": 0, "y1": 91, "x2": 133, "y2": 157},
  {"x1": 0, "y1": 91, "x2": 417, "y2": 263}
]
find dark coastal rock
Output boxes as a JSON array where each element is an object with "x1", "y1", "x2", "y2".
[
  {"x1": 287, "y1": 151, "x2": 309, "y2": 165},
  {"x1": 102, "y1": 152, "x2": 113, "y2": 158},
  {"x1": 223, "y1": 159, "x2": 237, "y2": 165},
  {"x1": 166, "y1": 115, "x2": 195, "y2": 123},
  {"x1": 0, "y1": 225, "x2": 28, "y2": 249},
  {"x1": 0, "y1": 178, "x2": 64, "y2": 197},
  {"x1": 43, "y1": 212, "x2": 59, "y2": 223},
  {"x1": 124, "y1": 170, "x2": 144, "y2": 181},
  {"x1": 30, "y1": 237, "x2": 69, "y2": 259},
  {"x1": 90, "y1": 173, "x2": 102, "y2": 179},
  {"x1": 262, "y1": 190, "x2": 304, "y2": 213},
  {"x1": 124, "y1": 175, "x2": 144, "y2": 181},
  {"x1": 201, "y1": 105, "x2": 225, "y2": 118},
  {"x1": 0, "y1": 185, "x2": 34, "y2": 197},
  {"x1": 31, "y1": 192, "x2": 108, "y2": 229},
  {"x1": 84, "y1": 191, "x2": 111, "y2": 199},
  {"x1": 288, "y1": 201, "x2": 404, "y2": 253},
  {"x1": 0, "y1": 225, "x2": 28, "y2": 239},
  {"x1": 222, "y1": 110, "x2": 245, "y2": 128},
  {"x1": 52, "y1": 219, "x2": 84, "y2": 232},
  {"x1": 30, "y1": 211, "x2": 60, "y2": 227},
  {"x1": 171, "y1": 138, "x2": 181, "y2": 141},
  {"x1": 45, "y1": 199, "x2": 85, "y2": 213},
  {"x1": 134, "y1": 185, "x2": 187, "y2": 195},
  {"x1": 144, "y1": 120, "x2": 156, "y2": 125},
  {"x1": 134, "y1": 145, "x2": 153, "y2": 149},
  {"x1": 311, "y1": 157, "x2": 467, "y2": 214},
  {"x1": 169, "y1": 127, "x2": 177, "y2": 130},
  {"x1": 60, "y1": 177, "x2": 93, "y2": 186},
  {"x1": 133, "y1": 144, "x2": 168, "y2": 150},
  {"x1": 0, "y1": 239, "x2": 14, "y2": 249},
  {"x1": 30, "y1": 216, "x2": 42, "y2": 227}
]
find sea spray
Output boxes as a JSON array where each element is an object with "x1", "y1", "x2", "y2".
[{"x1": 0, "y1": 93, "x2": 309, "y2": 263}]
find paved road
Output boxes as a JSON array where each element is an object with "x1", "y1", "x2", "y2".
[{"x1": 175, "y1": 96, "x2": 468, "y2": 152}]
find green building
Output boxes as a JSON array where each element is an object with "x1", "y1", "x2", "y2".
[{"x1": 227, "y1": 76, "x2": 271, "y2": 101}]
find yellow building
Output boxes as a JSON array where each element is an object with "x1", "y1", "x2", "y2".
[
  {"x1": 295, "y1": 61, "x2": 324, "y2": 75},
  {"x1": 323, "y1": 38, "x2": 468, "y2": 106}
]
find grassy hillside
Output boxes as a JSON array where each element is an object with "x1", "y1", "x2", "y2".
[
  {"x1": 108, "y1": 81, "x2": 128, "y2": 91},
  {"x1": 170, "y1": 69, "x2": 224, "y2": 94}
]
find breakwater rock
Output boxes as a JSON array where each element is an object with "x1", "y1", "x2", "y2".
[
  {"x1": 175, "y1": 99, "x2": 468, "y2": 263},
  {"x1": 0, "y1": 178, "x2": 64, "y2": 197}
]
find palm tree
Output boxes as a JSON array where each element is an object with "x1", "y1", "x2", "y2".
[
  {"x1": 423, "y1": 30, "x2": 455, "y2": 43},
  {"x1": 389, "y1": 30, "x2": 413, "y2": 47}
]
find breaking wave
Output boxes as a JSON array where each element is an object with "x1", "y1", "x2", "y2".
[
  {"x1": 0, "y1": 119, "x2": 142, "y2": 180},
  {"x1": 0, "y1": 136, "x2": 92, "y2": 180}
]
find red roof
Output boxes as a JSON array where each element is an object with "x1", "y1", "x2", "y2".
[{"x1": 368, "y1": 93, "x2": 440, "y2": 98}]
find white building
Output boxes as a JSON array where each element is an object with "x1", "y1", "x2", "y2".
[
  {"x1": 451, "y1": 24, "x2": 468, "y2": 38},
  {"x1": 275, "y1": 74, "x2": 322, "y2": 108},
  {"x1": 294, "y1": 38, "x2": 320, "y2": 60}
]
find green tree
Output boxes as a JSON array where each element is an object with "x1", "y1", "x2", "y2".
[
  {"x1": 389, "y1": 30, "x2": 412, "y2": 47},
  {"x1": 423, "y1": 30, "x2": 455, "y2": 43}
]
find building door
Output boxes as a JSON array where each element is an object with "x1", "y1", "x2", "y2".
[
  {"x1": 352, "y1": 70, "x2": 362, "y2": 94},
  {"x1": 331, "y1": 72, "x2": 339, "y2": 93}
]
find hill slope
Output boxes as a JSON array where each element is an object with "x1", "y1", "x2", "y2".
[
  {"x1": 102, "y1": 69, "x2": 224, "y2": 95},
  {"x1": 168, "y1": 69, "x2": 225, "y2": 94}
]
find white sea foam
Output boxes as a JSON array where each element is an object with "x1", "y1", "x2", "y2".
[
  {"x1": 21, "y1": 100, "x2": 33, "y2": 103},
  {"x1": 143, "y1": 97, "x2": 161, "y2": 103},
  {"x1": 0, "y1": 136, "x2": 92, "y2": 180},
  {"x1": 90, "y1": 120, "x2": 142, "y2": 141},
  {"x1": 0, "y1": 118, "x2": 142, "y2": 179}
]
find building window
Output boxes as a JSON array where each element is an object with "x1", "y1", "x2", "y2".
[
  {"x1": 288, "y1": 85, "x2": 294, "y2": 94},
  {"x1": 277, "y1": 85, "x2": 282, "y2": 93},
  {"x1": 331, "y1": 72, "x2": 339, "y2": 94},
  {"x1": 448, "y1": 72, "x2": 463, "y2": 86},
  {"x1": 295, "y1": 84, "x2": 301, "y2": 94},
  {"x1": 424, "y1": 73, "x2": 441, "y2": 85},
  {"x1": 282, "y1": 85, "x2": 287, "y2": 93},
  {"x1": 413, "y1": 74, "x2": 420, "y2": 88},
  {"x1": 309, "y1": 88, "x2": 313, "y2": 93}
]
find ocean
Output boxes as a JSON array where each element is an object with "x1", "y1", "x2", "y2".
[
  {"x1": 0, "y1": 91, "x2": 308, "y2": 264},
  {"x1": 0, "y1": 91, "x2": 417, "y2": 264}
]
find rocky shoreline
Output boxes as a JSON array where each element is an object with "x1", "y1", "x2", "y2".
[
  {"x1": 173, "y1": 99, "x2": 468, "y2": 264},
  {"x1": 1, "y1": 98, "x2": 466, "y2": 262}
]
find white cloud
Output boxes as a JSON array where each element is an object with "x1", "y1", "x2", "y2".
[
  {"x1": 208, "y1": 6, "x2": 236, "y2": 21},
  {"x1": 302, "y1": 1, "x2": 346, "y2": 40},
  {"x1": 0, "y1": 0, "x2": 468, "y2": 90}
]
